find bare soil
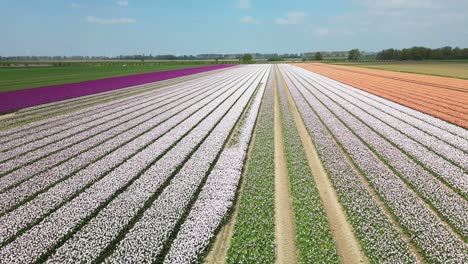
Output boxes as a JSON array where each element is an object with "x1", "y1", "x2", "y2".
[
  {"x1": 0, "y1": 113, "x2": 16, "y2": 120},
  {"x1": 273, "y1": 70, "x2": 299, "y2": 264},
  {"x1": 279, "y1": 70, "x2": 368, "y2": 264}
]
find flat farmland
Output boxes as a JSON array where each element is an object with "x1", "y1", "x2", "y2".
[
  {"x1": 336, "y1": 61, "x2": 468, "y2": 79},
  {"x1": 0, "y1": 63, "x2": 222, "y2": 92},
  {"x1": 0, "y1": 64, "x2": 466, "y2": 263}
]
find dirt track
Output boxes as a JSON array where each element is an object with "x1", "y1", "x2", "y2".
[
  {"x1": 279, "y1": 70, "x2": 368, "y2": 264},
  {"x1": 273, "y1": 70, "x2": 299, "y2": 264}
]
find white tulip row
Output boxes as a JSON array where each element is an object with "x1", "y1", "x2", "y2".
[
  {"x1": 0, "y1": 70, "x2": 257, "y2": 213},
  {"x1": 0, "y1": 69, "x2": 241, "y2": 163},
  {"x1": 292, "y1": 68, "x2": 468, "y2": 169},
  {"x1": 0, "y1": 91, "x2": 191, "y2": 163},
  {"x1": 0, "y1": 68, "x2": 253, "y2": 195},
  {"x1": 0, "y1": 69, "x2": 230, "y2": 139},
  {"x1": 280, "y1": 65, "x2": 415, "y2": 263},
  {"x1": 0, "y1": 79, "x2": 225, "y2": 186},
  {"x1": 103, "y1": 66, "x2": 269, "y2": 264},
  {"x1": 163, "y1": 68, "x2": 269, "y2": 264},
  {"x1": 42, "y1": 68, "x2": 265, "y2": 264},
  {"x1": 0, "y1": 81, "x2": 175, "y2": 140},
  {"x1": 285, "y1": 67, "x2": 468, "y2": 236},
  {"x1": 0, "y1": 67, "x2": 257, "y2": 255},
  {"x1": 0, "y1": 66, "x2": 265, "y2": 263},
  {"x1": 303, "y1": 69, "x2": 468, "y2": 140},
  {"x1": 276, "y1": 66, "x2": 340, "y2": 263},
  {"x1": 282, "y1": 65, "x2": 467, "y2": 263},
  {"x1": 292, "y1": 68, "x2": 468, "y2": 153},
  {"x1": 0, "y1": 69, "x2": 225, "y2": 132},
  {"x1": 0, "y1": 68, "x2": 239, "y2": 146}
]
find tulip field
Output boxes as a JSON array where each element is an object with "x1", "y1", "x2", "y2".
[{"x1": 0, "y1": 63, "x2": 466, "y2": 263}]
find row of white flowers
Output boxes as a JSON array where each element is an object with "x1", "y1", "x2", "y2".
[
  {"x1": 294, "y1": 68, "x2": 468, "y2": 168},
  {"x1": 0, "y1": 70, "x2": 254, "y2": 213},
  {"x1": 275, "y1": 66, "x2": 339, "y2": 263},
  {"x1": 103, "y1": 66, "x2": 269, "y2": 263},
  {"x1": 0, "y1": 69, "x2": 246, "y2": 192},
  {"x1": 44, "y1": 67, "x2": 265, "y2": 264},
  {"x1": 294, "y1": 68, "x2": 468, "y2": 152},
  {"x1": 163, "y1": 66, "x2": 270, "y2": 264},
  {"x1": 0, "y1": 68, "x2": 228, "y2": 137},
  {"x1": 0, "y1": 68, "x2": 259, "y2": 263},
  {"x1": 280, "y1": 64, "x2": 415, "y2": 263},
  {"x1": 289, "y1": 67, "x2": 467, "y2": 238},
  {"x1": 0, "y1": 75, "x2": 194, "y2": 139},
  {"x1": 301, "y1": 69, "x2": 468, "y2": 139},
  {"x1": 0, "y1": 70, "x2": 240, "y2": 163},
  {"x1": 283, "y1": 65, "x2": 467, "y2": 263}
]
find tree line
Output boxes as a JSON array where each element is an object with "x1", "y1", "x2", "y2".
[{"x1": 376, "y1": 46, "x2": 468, "y2": 60}]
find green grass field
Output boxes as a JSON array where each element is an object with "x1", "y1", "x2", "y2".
[
  {"x1": 0, "y1": 63, "x2": 218, "y2": 93},
  {"x1": 334, "y1": 61, "x2": 468, "y2": 79}
]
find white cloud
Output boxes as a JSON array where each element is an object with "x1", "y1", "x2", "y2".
[
  {"x1": 70, "y1": 3, "x2": 80, "y2": 9},
  {"x1": 240, "y1": 16, "x2": 258, "y2": 24},
  {"x1": 275, "y1": 11, "x2": 306, "y2": 25},
  {"x1": 238, "y1": 0, "x2": 251, "y2": 9},
  {"x1": 86, "y1": 16, "x2": 136, "y2": 24},
  {"x1": 355, "y1": 0, "x2": 437, "y2": 10},
  {"x1": 315, "y1": 0, "x2": 468, "y2": 50},
  {"x1": 117, "y1": 0, "x2": 129, "y2": 7},
  {"x1": 314, "y1": 27, "x2": 330, "y2": 36}
]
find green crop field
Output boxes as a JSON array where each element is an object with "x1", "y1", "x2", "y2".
[
  {"x1": 334, "y1": 61, "x2": 468, "y2": 79},
  {"x1": 0, "y1": 63, "x2": 220, "y2": 92}
]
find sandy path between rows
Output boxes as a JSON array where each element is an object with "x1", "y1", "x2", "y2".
[
  {"x1": 279, "y1": 69, "x2": 368, "y2": 264},
  {"x1": 0, "y1": 113, "x2": 15, "y2": 121},
  {"x1": 273, "y1": 68, "x2": 299, "y2": 264}
]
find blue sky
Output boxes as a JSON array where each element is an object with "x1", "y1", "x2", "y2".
[{"x1": 1, "y1": 0, "x2": 467, "y2": 56}]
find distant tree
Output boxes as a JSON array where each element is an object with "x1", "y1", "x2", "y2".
[
  {"x1": 267, "y1": 57, "x2": 284, "y2": 62},
  {"x1": 314, "y1": 52, "x2": 323, "y2": 61},
  {"x1": 348, "y1": 49, "x2": 361, "y2": 61},
  {"x1": 241, "y1": 54, "x2": 253, "y2": 64}
]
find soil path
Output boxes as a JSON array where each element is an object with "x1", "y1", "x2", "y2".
[
  {"x1": 278, "y1": 68, "x2": 368, "y2": 264},
  {"x1": 0, "y1": 113, "x2": 15, "y2": 121},
  {"x1": 273, "y1": 69, "x2": 299, "y2": 264}
]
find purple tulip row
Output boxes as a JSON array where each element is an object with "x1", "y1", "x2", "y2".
[
  {"x1": 0, "y1": 69, "x2": 225, "y2": 131},
  {"x1": 0, "y1": 65, "x2": 267, "y2": 263},
  {"x1": 0, "y1": 69, "x2": 255, "y2": 214},
  {"x1": 0, "y1": 67, "x2": 253, "y2": 247},
  {"x1": 0, "y1": 74, "x2": 194, "y2": 133},
  {"x1": 0, "y1": 64, "x2": 234, "y2": 114},
  {"x1": 0, "y1": 71, "x2": 234, "y2": 146},
  {"x1": 44, "y1": 67, "x2": 265, "y2": 263},
  {"x1": 0, "y1": 69, "x2": 245, "y2": 190}
]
